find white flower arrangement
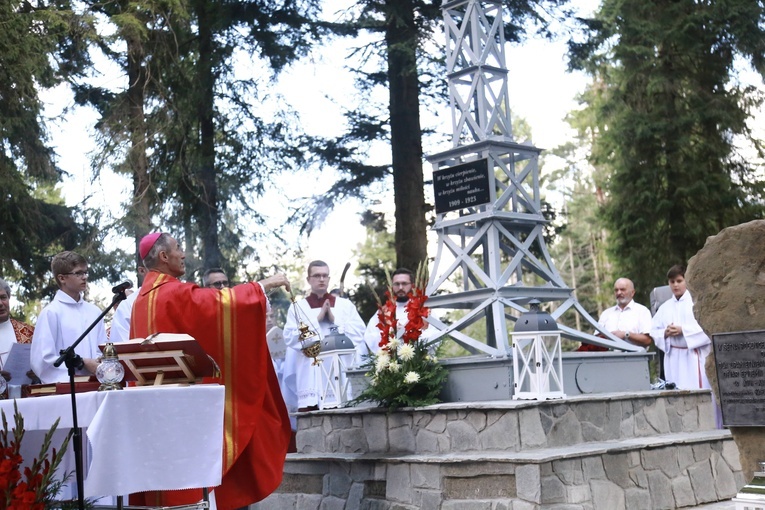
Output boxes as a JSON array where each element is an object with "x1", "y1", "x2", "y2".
[
  {"x1": 351, "y1": 264, "x2": 447, "y2": 410},
  {"x1": 404, "y1": 371, "x2": 420, "y2": 384},
  {"x1": 398, "y1": 343, "x2": 415, "y2": 361}
]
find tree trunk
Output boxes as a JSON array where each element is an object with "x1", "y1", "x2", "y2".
[
  {"x1": 126, "y1": 29, "x2": 151, "y2": 284},
  {"x1": 589, "y1": 233, "x2": 604, "y2": 316},
  {"x1": 385, "y1": 0, "x2": 427, "y2": 271},
  {"x1": 567, "y1": 237, "x2": 581, "y2": 331},
  {"x1": 194, "y1": 0, "x2": 221, "y2": 269}
]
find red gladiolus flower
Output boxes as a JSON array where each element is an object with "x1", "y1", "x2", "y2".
[{"x1": 377, "y1": 293, "x2": 398, "y2": 347}]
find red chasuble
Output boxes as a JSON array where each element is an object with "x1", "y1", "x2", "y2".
[{"x1": 129, "y1": 271, "x2": 291, "y2": 509}]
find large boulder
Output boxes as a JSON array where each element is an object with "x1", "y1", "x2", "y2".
[{"x1": 687, "y1": 219, "x2": 765, "y2": 482}]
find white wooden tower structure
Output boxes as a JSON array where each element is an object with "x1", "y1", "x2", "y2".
[{"x1": 425, "y1": 0, "x2": 639, "y2": 356}]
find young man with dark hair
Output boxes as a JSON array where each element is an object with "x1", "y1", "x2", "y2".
[
  {"x1": 361, "y1": 267, "x2": 434, "y2": 355},
  {"x1": 282, "y1": 260, "x2": 366, "y2": 411},
  {"x1": 31, "y1": 251, "x2": 107, "y2": 383},
  {"x1": 650, "y1": 265, "x2": 712, "y2": 390}
]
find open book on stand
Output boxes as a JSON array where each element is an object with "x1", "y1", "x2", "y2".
[{"x1": 102, "y1": 333, "x2": 218, "y2": 386}]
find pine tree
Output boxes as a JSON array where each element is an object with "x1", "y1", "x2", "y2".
[
  {"x1": 570, "y1": 0, "x2": 765, "y2": 295},
  {"x1": 0, "y1": 0, "x2": 121, "y2": 300},
  {"x1": 78, "y1": 0, "x2": 324, "y2": 276},
  {"x1": 301, "y1": 0, "x2": 570, "y2": 271}
]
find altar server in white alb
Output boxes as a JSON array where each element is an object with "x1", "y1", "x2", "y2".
[
  {"x1": 109, "y1": 265, "x2": 146, "y2": 342},
  {"x1": 282, "y1": 260, "x2": 366, "y2": 411},
  {"x1": 30, "y1": 251, "x2": 110, "y2": 503},
  {"x1": 31, "y1": 251, "x2": 108, "y2": 383},
  {"x1": 650, "y1": 265, "x2": 711, "y2": 390}
]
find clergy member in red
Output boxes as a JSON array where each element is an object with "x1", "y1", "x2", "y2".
[{"x1": 130, "y1": 232, "x2": 292, "y2": 509}]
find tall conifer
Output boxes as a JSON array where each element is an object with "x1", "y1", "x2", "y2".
[
  {"x1": 0, "y1": 0, "x2": 118, "y2": 299},
  {"x1": 570, "y1": 0, "x2": 765, "y2": 296}
]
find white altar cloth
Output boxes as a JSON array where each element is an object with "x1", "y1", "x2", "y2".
[{"x1": 0, "y1": 385, "x2": 224, "y2": 498}]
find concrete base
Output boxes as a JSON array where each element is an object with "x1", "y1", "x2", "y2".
[{"x1": 347, "y1": 351, "x2": 653, "y2": 403}]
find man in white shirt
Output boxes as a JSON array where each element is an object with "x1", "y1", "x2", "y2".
[
  {"x1": 282, "y1": 260, "x2": 366, "y2": 411},
  {"x1": 598, "y1": 278, "x2": 653, "y2": 347},
  {"x1": 650, "y1": 265, "x2": 712, "y2": 390},
  {"x1": 31, "y1": 251, "x2": 107, "y2": 383}
]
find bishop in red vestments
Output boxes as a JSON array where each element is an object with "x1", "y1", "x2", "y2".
[{"x1": 130, "y1": 233, "x2": 292, "y2": 509}]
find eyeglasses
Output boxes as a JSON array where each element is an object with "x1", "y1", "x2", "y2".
[
  {"x1": 62, "y1": 271, "x2": 88, "y2": 278},
  {"x1": 209, "y1": 280, "x2": 230, "y2": 289},
  {"x1": 309, "y1": 274, "x2": 330, "y2": 280}
]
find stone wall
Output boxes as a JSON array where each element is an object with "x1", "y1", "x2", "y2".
[
  {"x1": 297, "y1": 392, "x2": 717, "y2": 456},
  {"x1": 254, "y1": 391, "x2": 741, "y2": 509},
  {"x1": 258, "y1": 436, "x2": 740, "y2": 509}
]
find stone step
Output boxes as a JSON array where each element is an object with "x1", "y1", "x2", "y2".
[
  {"x1": 297, "y1": 390, "x2": 719, "y2": 456},
  {"x1": 290, "y1": 429, "x2": 734, "y2": 465},
  {"x1": 265, "y1": 429, "x2": 742, "y2": 510}
]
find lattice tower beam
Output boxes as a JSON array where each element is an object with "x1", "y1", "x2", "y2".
[
  {"x1": 426, "y1": 0, "x2": 640, "y2": 356},
  {"x1": 444, "y1": 0, "x2": 512, "y2": 144}
]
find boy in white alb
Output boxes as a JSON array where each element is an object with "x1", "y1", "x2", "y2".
[
  {"x1": 651, "y1": 264, "x2": 721, "y2": 428},
  {"x1": 29, "y1": 251, "x2": 110, "y2": 502},
  {"x1": 650, "y1": 264, "x2": 711, "y2": 390},
  {"x1": 31, "y1": 251, "x2": 107, "y2": 383}
]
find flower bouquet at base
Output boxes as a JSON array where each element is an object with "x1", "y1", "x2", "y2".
[
  {"x1": 0, "y1": 401, "x2": 76, "y2": 510},
  {"x1": 351, "y1": 265, "x2": 447, "y2": 411}
]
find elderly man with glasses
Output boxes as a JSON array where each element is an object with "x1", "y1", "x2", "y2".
[
  {"x1": 130, "y1": 233, "x2": 292, "y2": 509},
  {"x1": 0, "y1": 278, "x2": 34, "y2": 382}
]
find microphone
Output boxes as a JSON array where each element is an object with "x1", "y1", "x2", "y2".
[{"x1": 112, "y1": 281, "x2": 133, "y2": 294}]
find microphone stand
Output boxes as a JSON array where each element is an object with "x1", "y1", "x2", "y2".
[{"x1": 53, "y1": 289, "x2": 128, "y2": 510}]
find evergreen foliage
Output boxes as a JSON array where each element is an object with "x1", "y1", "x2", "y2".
[
  {"x1": 0, "y1": 0, "x2": 123, "y2": 301},
  {"x1": 547, "y1": 109, "x2": 616, "y2": 325},
  {"x1": 347, "y1": 210, "x2": 396, "y2": 321},
  {"x1": 570, "y1": 0, "x2": 765, "y2": 297},
  {"x1": 77, "y1": 0, "x2": 325, "y2": 276}
]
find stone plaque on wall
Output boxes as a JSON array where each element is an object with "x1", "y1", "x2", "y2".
[{"x1": 713, "y1": 330, "x2": 765, "y2": 427}]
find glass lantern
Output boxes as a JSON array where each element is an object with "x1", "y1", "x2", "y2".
[
  {"x1": 511, "y1": 300, "x2": 565, "y2": 400},
  {"x1": 96, "y1": 342, "x2": 124, "y2": 391}
]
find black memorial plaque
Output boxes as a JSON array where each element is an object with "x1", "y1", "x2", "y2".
[
  {"x1": 433, "y1": 159, "x2": 491, "y2": 214},
  {"x1": 713, "y1": 330, "x2": 765, "y2": 427}
]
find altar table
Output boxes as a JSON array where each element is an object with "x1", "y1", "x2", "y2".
[{"x1": 0, "y1": 385, "x2": 224, "y2": 498}]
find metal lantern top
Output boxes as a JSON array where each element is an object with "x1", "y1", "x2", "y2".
[
  {"x1": 514, "y1": 300, "x2": 558, "y2": 333},
  {"x1": 322, "y1": 330, "x2": 355, "y2": 352},
  {"x1": 102, "y1": 342, "x2": 119, "y2": 360}
]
